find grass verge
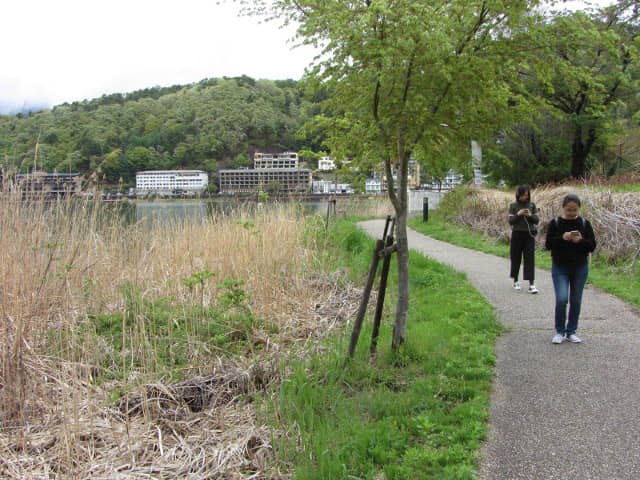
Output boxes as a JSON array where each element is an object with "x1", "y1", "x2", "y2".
[
  {"x1": 267, "y1": 218, "x2": 502, "y2": 479},
  {"x1": 408, "y1": 211, "x2": 640, "y2": 309}
]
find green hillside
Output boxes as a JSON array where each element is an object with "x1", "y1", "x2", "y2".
[{"x1": 0, "y1": 76, "x2": 320, "y2": 191}]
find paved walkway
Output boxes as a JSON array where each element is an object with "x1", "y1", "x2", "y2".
[{"x1": 358, "y1": 220, "x2": 640, "y2": 480}]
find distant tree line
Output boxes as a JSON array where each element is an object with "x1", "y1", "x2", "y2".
[{"x1": 0, "y1": 76, "x2": 321, "y2": 191}]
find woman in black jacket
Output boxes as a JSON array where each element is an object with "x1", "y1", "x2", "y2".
[
  {"x1": 545, "y1": 194, "x2": 596, "y2": 344},
  {"x1": 508, "y1": 185, "x2": 540, "y2": 293}
]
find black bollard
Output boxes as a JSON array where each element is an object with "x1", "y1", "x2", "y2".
[{"x1": 422, "y1": 196, "x2": 429, "y2": 222}]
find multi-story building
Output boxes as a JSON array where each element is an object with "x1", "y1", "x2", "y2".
[
  {"x1": 312, "y1": 180, "x2": 353, "y2": 194},
  {"x1": 318, "y1": 156, "x2": 336, "y2": 171},
  {"x1": 219, "y1": 168, "x2": 311, "y2": 194},
  {"x1": 365, "y1": 178, "x2": 383, "y2": 194},
  {"x1": 218, "y1": 151, "x2": 312, "y2": 195},
  {"x1": 370, "y1": 158, "x2": 421, "y2": 191},
  {"x1": 253, "y1": 152, "x2": 299, "y2": 169},
  {"x1": 424, "y1": 169, "x2": 465, "y2": 190},
  {"x1": 471, "y1": 140, "x2": 486, "y2": 186},
  {"x1": 14, "y1": 172, "x2": 82, "y2": 197},
  {"x1": 136, "y1": 170, "x2": 208, "y2": 195}
]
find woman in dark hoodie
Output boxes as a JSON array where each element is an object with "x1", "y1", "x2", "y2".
[
  {"x1": 508, "y1": 185, "x2": 540, "y2": 294},
  {"x1": 545, "y1": 194, "x2": 596, "y2": 344}
]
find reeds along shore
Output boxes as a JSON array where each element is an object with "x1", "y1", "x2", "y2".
[
  {"x1": 0, "y1": 186, "x2": 391, "y2": 478},
  {"x1": 0, "y1": 195, "x2": 309, "y2": 405}
]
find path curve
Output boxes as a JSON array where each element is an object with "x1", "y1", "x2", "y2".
[{"x1": 358, "y1": 219, "x2": 640, "y2": 480}]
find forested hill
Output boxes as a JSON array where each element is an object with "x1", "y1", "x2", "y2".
[{"x1": 0, "y1": 76, "x2": 320, "y2": 190}]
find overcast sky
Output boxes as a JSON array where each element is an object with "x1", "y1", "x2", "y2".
[
  {"x1": 0, "y1": 0, "x2": 317, "y2": 112},
  {"x1": 0, "y1": 0, "x2": 617, "y2": 113}
]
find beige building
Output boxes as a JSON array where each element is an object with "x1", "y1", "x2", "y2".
[
  {"x1": 253, "y1": 152, "x2": 299, "y2": 169},
  {"x1": 372, "y1": 159, "x2": 421, "y2": 190},
  {"x1": 218, "y1": 151, "x2": 312, "y2": 195},
  {"x1": 218, "y1": 168, "x2": 312, "y2": 194}
]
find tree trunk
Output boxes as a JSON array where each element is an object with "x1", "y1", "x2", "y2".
[
  {"x1": 392, "y1": 208, "x2": 410, "y2": 349},
  {"x1": 571, "y1": 130, "x2": 587, "y2": 178},
  {"x1": 390, "y1": 153, "x2": 410, "y2": 350},
  {"x1": 571, "y1": 124, "x2": 597, "y2": 178}
]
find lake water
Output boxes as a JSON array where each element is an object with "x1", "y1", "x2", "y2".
[{"x1": 133, "y1": 199, "x2": 329, "y2": 226}]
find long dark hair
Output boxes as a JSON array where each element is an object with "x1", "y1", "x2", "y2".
[{"x1": 515, "y1": 184, "x2": 531, "y2": 202}]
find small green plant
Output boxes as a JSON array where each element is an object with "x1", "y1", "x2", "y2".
[
  {"x1": 182, "y1": 269, "x2": 216, "y2": 310},
  {"x1": 56, "y1": 274, "x2": 262, "y2": 386},
  {"x1": 216, "y1": 277, "x2": 251, "y2": 311},
  {"x1": 237, "y1": 220, "x2": 260, "y2": 235}
]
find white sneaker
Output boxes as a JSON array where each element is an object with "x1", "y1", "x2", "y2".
[
  {"x1": 567, "y1": 334, "x2": 582, "y2": 343},
  {"x1": 513, "y1": 282, "x2": 521, "y2": 291},
  {"x1": 552, "y1": 333, "x2": 564, "y2": 344},
  {"x1": 528, "y1": 285, "x2": 539, "y2": 294}
]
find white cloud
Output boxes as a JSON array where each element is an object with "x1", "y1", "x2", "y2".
[{"x1": 1, "y1": 0, "x2": 316, "y2": 108}]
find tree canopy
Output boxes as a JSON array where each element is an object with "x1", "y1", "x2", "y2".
[
  {"x1": 248, "y1": 0, "x2": 543, "y2": 347},
  {"x1": 484, "y1": 0, "x2": 640, "y2": 185}
]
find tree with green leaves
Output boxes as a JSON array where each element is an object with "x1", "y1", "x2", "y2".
[
  {"x1": 538, "y1": 1, "x2": 639, "y2": 178},
  {"x1": 487, "y1": 1, "x2": 640, "y2": 184},
  {"x1": 246, "y1": 0, "x2": 540, "y2": 348}
]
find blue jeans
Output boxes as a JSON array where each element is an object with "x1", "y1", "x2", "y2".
[{"x1": 551, "y1": 262, "x2": 589, "y2": 335}]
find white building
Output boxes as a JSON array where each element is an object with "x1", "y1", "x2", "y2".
[
  {"x1": 136, "y1": 170, "x2": 208, "y2": 195},
  {"x1": 424, "y1": 169, "x2": 464, "y2": 190},
  {"x1": 365, "y1": 178, "x2": 383, "y2": 194},
  {"x1": 312, "y1": 180, "x2": 354, "y2": 194},
  {"x1": 471, "y1": 140, "x2": 487, "y2": 185},
  {"x1": 318, "y1": 156, "x2": 336, "y2": 171}
]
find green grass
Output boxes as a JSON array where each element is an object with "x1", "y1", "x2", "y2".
[
  {"x1": 581, "y1": 183, "x2": 640, "y2": 193},
  {"x1": 48, "y1": 277, "x2": 258, "y2": 385},
  {"x1": 408, "y1": 211, "x2": 640, "y2": 309},
  {"x1": 267, "y1": 219, "x2": 502, "y2": 479}
]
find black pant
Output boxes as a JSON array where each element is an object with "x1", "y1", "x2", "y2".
[{"x1": 510, "y1": 231, "x2": 535, "y2": 282}]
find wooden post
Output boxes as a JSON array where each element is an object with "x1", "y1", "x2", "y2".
[
  {"x1": 370, "y1": 217, "x2": 395, "y2": 355},
  {"x1": 346, "y1": 238, "x2": 384, "y2": 363},
  {"x1": 325, "y1": 198, "x2": 337, "y2": 231},
  {"x1": 332, "y1": 198, "x2": 338, "y2": 232},
  {"x1": 326, "y1": 199, "x2": 332, "y2": 231}
]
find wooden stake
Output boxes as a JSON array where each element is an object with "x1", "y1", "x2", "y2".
[
  {"x1": 346, "y1": 238, "x2": 384, "y2": 363},
  {"x1": 370, "y1": 217, "x2": 395, "y2": 355}
]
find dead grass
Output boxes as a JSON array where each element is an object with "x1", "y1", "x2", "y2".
[
  {"x1": 0, "y1": 185, "x2": 367, "y2": 479},
  {"x1": 450, "y1": 185, "x2": 640, "y2": 264}
]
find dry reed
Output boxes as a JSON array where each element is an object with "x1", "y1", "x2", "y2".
[
  {"x1": 0, "y1": 185, "x2": 368, "y2": 479},
  {"x1": 450, "y1": 185, "x2": 640, "y2": 265}
]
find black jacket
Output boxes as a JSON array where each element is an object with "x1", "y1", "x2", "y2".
[
  {"x1": 508, "y1": 201, "x2": 539, "y2": 233},
  {"x1": 545, "y1": 216, "x2": 596, "y2": 266}
]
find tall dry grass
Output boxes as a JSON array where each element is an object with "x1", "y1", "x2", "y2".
[
  {"x1": 0, "y1": 186, "x2": 368, "y2": 478},
  {"x1": 449, "y1": 185, "x2": 640, "y2": 264}
]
